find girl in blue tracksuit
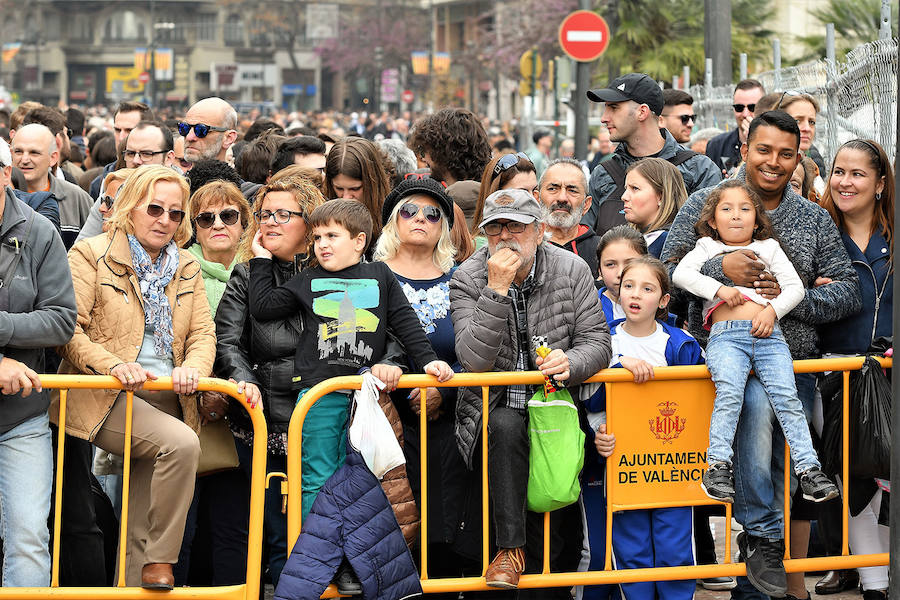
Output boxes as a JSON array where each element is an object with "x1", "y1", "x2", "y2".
[{"x1": 582, "y1": 256, "x2": 702, "y2": 600}]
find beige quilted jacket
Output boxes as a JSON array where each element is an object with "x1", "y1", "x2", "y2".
[{"x1": 51, "y1": 229, "x2": 216, "y2": 440}]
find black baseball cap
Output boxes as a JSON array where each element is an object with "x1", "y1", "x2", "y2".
[{"x1": 587, "y1": 73, "x2": 664, "y2": 115}]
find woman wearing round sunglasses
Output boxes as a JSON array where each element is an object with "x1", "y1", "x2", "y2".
[
  {"x1": 213, "y1": 177, "x2": 324, "y2": 587},
  {"x1": 373, "y1": 177, "x2": 471, "y2": 589},
  {"x1": 56, "y1": 165, "x2": 215, "y2": 589},
  {"x1": 174, "y1": 179, "x2": 251, "y2": 586},
  {"x1": 471, "y1": 152, "x2": 537, "y2": 249}
]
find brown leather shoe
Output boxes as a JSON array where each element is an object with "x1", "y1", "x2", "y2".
[
  {"x1": 141, "y1": 563, "x2": 174, "y2": 590},
  {"x1": 484, "y1": 547, "x2": 525, "y2": 589}
]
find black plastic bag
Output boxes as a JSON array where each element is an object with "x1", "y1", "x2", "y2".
[{"x1": 819, "y1": 356, "x2": 891, "y2": 480}]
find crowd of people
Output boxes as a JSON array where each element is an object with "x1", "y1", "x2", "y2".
[{"x1": 0, "y1": 73, "x2": 890, "y2": 600}]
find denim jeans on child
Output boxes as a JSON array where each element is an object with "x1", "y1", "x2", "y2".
[
  {"x1": 0, "y1": 412, "x2": 53, "y2": 587},
  {"x1": 705, "y1": 320, "x2": 819, "y2": 473}
]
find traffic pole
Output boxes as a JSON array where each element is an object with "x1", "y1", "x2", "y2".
[{"x1": 573, "y1": 0, "x2": 591, "y2": 161}]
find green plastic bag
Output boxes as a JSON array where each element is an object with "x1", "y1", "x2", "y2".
[{"x1": 526, "y1": 387, "x2": 585, "y2": 512}]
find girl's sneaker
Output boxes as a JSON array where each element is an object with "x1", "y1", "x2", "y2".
[
  {"x1": 799, "y1": 468, "x2": 839, "y2": 502},
  {"x1": 701, "y1": 462, "x2": 735, "y2": 503}
]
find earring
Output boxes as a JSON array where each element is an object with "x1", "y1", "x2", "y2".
[{"x1": 876, "y1": 192, "x2": 882, "y2": 201}]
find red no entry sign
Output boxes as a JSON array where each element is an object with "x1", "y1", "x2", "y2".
[
  {"x1": 402, "y1": 89, "x2": 414, "y2": 104},
  {"x1": 559, "y1": 10, "x2": 611, "y2": 62}
]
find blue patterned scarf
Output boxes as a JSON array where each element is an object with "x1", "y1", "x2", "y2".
[{"x1": 127, "y1": 234, "x2": 179, "y2": 356}]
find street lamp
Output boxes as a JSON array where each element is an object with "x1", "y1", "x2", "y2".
[{"x1": 149, "y1": 21, "x2": 175, "y2": 108}]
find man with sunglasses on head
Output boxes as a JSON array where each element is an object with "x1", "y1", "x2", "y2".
[
  {"x1": 659, "y1": 89, "x2": 696, "y2": 144},
  {"x1": 705, "y1": 79, "x2": 766, "y2": 177},
  {"x1": 180, "y1": 97, "x2": 239, "y2": 165},
  {"x1": 451, "y1": 188, "x2": 610, "y2": 595},
  {"x1": 583, "y1": 73, "x2": 721, "y2": 238}
]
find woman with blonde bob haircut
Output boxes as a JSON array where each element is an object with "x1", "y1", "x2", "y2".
[
  {"x1": 55, "y1": 165, "x2": 215, "y2": 590},
  {"x1": 622, "y1": 157, "x2": 688, "y2": 258},
  {"x1": 373, "y1": 177, "x2": 469, "y2": 580}
]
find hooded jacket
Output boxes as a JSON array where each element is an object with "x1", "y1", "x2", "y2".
[
  {"x1": 274, "y1": 449, "x2": 422, "y2": 600},
  {"x1": 549, "y1": 224, "x2": 600, "y2": 279}
]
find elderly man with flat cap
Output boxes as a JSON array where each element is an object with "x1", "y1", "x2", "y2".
[{"x1": 450, "y1": 188, "x2": 610, "y2": 593}]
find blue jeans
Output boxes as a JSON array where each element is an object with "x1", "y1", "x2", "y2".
[
  {"x1": 0, "y1": 413, "x2": 52, "y2": 587},
  {"x1": 730, "y1": 371, "x2": 816, "y2": 600},
  {"x1": 706, "y1": 321, "x2": 819, "y2": 473}
]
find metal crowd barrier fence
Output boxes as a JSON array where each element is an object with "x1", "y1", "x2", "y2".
[
  {"x1": 0, "y1": 375, "x2": 267, "y2": 600},
  {"x1": 287, "y1": 356, "x2": 890, "y2": 596}
]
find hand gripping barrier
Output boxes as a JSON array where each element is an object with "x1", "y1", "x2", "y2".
[
  {"x1": 287, "y1": 356, "x2": 890, "y2": 596},
  {"x1": 0, "y1": 375, "x2": 267, "y2": 600}
]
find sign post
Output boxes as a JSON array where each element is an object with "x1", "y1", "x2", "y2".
[{"x1": 559, "y1": 9, "x2": 610, "y2": 161}]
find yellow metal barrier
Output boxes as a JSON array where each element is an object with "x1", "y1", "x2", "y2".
[
  {"x1": 0, "y1": 375, "x2": 267, "y2": 600},
  {"x1": 287, "y1": 356, "x2": 890, "y2": 595}
]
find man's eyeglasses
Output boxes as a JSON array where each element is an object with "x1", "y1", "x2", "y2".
[
  {"x1": 398, "y1": 202, "x2": 442, "y2": 223},
  {"x1": 146, "y1": 203, "x2": 185, "y2": 223},
  {"x1": 254, "y1": 209, "x2": 305, "y2": 224},
  {"x1": 100, "y1": 195, "x2": 114, "y2": 210},
  {"x1": 483, "y1": 221, "x2": 528, "y2": 236},
  {"x1": 195, "y1": 209, "x2": 240, "y2": 229},
  {"x1": 732, "y1": 103, "x2": 757, "y2": 113},
  {"x1": 775, "y1": 90, "x2": 803, "y2": 110},
  {"x1": 124, "y1": 149, "x2": 167, "y2": 160},
  {"x1": 492, "y1": 152, "x2": 532, "y2": 177},
  {"x1": 177, "y1": 122, "x2": 230, "y2": 138},
  {"x1": 664, "y1": 114, "x2": 696, "y2": 125}
]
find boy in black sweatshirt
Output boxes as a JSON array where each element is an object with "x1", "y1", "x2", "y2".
[{"x1": 249, "y1": 198, "x2": 453, "y2": 518}]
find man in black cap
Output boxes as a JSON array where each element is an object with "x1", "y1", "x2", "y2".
[{"x1": 582, "y1": 73, "x2": 721, "y2": 237}]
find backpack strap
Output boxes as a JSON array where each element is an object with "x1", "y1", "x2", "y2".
[
  {"x1": 667, "y1": 149, "x2": 698, "y2": 167},
  {"x1": 598, "y1": 159, "x2": 627, "y2": 202}
]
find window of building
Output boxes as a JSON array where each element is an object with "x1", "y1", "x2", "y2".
[
  {"x1": 105, "y1": 10, "x2": 145, "y2": 41},
  {"x1": 196, "y1": 13, "x2": 217, "y2": 42},
  {"x1": 224, "y1": 14, "x2": 243, "y2": 46}
]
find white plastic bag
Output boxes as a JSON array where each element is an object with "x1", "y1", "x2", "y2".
[{"x1": 348, "y1": 372, "x2": 406, "y2": 479}]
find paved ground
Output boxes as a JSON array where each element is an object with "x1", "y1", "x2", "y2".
[{"x1": 263, "y1": 516, "x2": 868, "y2": 599}]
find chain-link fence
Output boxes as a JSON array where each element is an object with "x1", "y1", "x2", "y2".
[{"x1": 690, "y1": 38, "x2": 898, "y2": 165}]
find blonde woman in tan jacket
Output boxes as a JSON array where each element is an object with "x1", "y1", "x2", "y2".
[{"x1": 54, "y1": 165, "x2": 215, "y2": 590}]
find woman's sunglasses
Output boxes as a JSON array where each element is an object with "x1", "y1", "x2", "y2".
[
  {"x1": 176, "y1": 122, "x2": 230, "y2": 138},
  {"x1": 195, "y1": 209, "x2": 240, "y2": 229},
  {"x1": 100, "y1": 195, "x2": 114, "y2": 210},
  {"x1": 146, "y1": 203, "x2": 185, "y2": 223},
  {"x1": 398, "y1": 202, "x2": 442, "y2": 223},
  {"x1": 492, "y1": 152, "x2": 532, "y2": 177}
]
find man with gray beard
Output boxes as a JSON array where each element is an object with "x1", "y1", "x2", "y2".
[
  {"x1": 538, "y1": 158, "x2": 599, "y2": 279},
  {"x1": 451, "y1": 188, "x2": 610, "y2": 593}
]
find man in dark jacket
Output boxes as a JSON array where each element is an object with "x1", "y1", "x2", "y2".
[
  {"x1": 450, "y1": 188, "x2": 610, "y2": 593},
  {"x1": 705, "y1": 79, "x2": 765, "y2": 177},
  {"x1": 538, "y1": 158, "x2": 599, "y2": 278},
  {"x1": 0, "y1": 138, "x2": 78, "y2": 586},
  {"x1": 661, "y1": 111, "x2": 859, "y2": 599},
  {"x1": 583, "y1": 73, "x2": 721, "y2": 237}
]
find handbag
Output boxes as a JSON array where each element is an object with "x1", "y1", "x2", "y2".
[
  {"x1": 526, "y1": 385, "x2": 585, "y2": 512},
  {"x1": 820, "y1": 354, "x2": 892, "y2": 480},
  {"x1": 197, "y1": 392, "x2": 240, "y2": 475}
]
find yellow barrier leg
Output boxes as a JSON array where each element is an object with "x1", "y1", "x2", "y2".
[
  {"x1": 841, "y1": 370, "x2": 850, "y2": 556},
  {"x1": 419, "y1": 387, "x2": 429, "y2": 580},
  {"x1": 481, "y1": 386, "x2": 489, "y2": 574},
  {"x1": 542, "y1": 512, "x2": 551, "y2": 574},
  {"x1": 784, "y1": 439, "x2": 791, "y2": 560},
  {"x1": 117, "y1": 391, "x2": 134, "y2": 587},
  {"x1": 50, "y1": 390, "x2": 67, "y2": 588}
]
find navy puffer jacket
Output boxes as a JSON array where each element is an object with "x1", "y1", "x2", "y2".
[{"x1": 274, "y1": 449, "x2": 422, "y2": 600}]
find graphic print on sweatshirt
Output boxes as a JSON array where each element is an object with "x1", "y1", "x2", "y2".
[{"x1": 312, "y1": 277, "x2": 379, "y2": 363}]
